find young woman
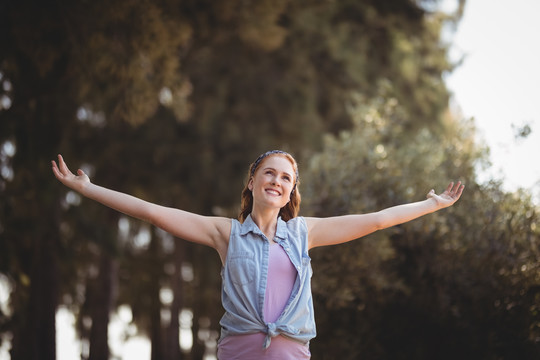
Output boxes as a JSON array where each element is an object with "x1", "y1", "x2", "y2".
[{"x1": 52, "y1": 150, "x2": 464, "y2": 359}]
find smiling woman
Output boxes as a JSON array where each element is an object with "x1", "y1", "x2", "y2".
[
  {"x1": 239, "y1": 150, "x2": 301, "y2": 225},
  {"x1": 51, "y1": 150, "x2": 464, "y2": 359}
]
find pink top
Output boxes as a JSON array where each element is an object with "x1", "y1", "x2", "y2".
[{"x1": 217, "y1": 244, "x2": 311, "y2": 359}]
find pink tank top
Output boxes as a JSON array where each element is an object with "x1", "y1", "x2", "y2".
[{"x1": 217, "y1": 244, "x2": 311, "y2": 359}]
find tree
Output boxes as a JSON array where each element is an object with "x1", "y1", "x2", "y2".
[
  {"x1": 302, "y1": 93, "x2": 540, "y2": 359},
  {"x1": 0, "y1": 0, "x2": 470, "y2": 358},
  {"x1": 0, "y1": 0, "x2": 190, "y2": 358}
]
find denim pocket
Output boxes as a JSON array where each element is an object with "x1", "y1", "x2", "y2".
[{"x1": 228, "y1": 251, "x2": 256, "y2": 285}]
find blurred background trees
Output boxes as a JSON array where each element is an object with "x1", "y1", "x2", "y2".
[
  {"x1": 0, "y1": 0, "x2": 538, "y2": 359},
  {"x1": 303, "y1": 93, "x2": 540, "y2": 359}
]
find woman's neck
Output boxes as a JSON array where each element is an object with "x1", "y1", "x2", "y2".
[{"x1": 250, "y1": 208, "x2": 280, "y2": 241}]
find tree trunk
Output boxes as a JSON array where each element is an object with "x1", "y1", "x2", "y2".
[
  {"x1": 88, "y1": 252, "x2": 118, "y2": 360},
  {"x1": 149, "y1": 235, "x2": 164, "y2": 360},
  {"x1": 11, "y1": 226, "x2": 59, "y2": 360},
  {"x1": 190, "y1": 246, "x2": 206, "y2": 360},
  {"x1": 164, "y1": 240, "x2": 184, "y2": 360},
  {"x1": 8, "y1": 48, "x2": 67, "y2": 360}
]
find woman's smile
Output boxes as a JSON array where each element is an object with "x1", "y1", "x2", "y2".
[
  {"x1": 250, "y1": 155, "x2": 295, "y2": 208},
  {"x1": 265, "y1": 188, "x2": 282, "y2": 196}
]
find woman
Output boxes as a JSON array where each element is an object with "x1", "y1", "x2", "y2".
[{"x1": 52, "y1": 150, "x2": 464, "y2": 359}]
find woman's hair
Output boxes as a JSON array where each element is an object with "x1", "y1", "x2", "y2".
[{"x1": 238, "y1": 150, "x2": 301, "y2": 223}]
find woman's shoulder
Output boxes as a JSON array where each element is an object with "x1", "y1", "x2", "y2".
[
  {"x1": 284, "y1": 216, "x2": 308, "y2": 236},
  {"x1": 229, "y1": 217, "x2": 242, "y2": 235},
  {"x1": 285, "y1": 216, "x2": 306, "y2": 226}
]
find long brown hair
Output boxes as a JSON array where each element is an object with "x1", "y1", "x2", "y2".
[{"x1": 238, "y1": 151, "x2": 301, "y2": 223}]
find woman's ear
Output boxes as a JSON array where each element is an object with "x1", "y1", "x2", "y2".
[{"x1": 248, "y1": 178, "x2": 253, "y2": 191}]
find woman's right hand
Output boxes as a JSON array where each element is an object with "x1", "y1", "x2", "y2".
[{"x1": 51, "y1": 154, "x2": 90, "y2": 193}]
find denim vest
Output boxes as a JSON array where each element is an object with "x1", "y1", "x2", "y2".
[{"x1": 219, "y1": 215, "x2": 316, "y2": 349}]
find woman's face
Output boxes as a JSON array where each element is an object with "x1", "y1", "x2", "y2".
[{"x1": 248, "y1": 155, "x2": 296, "y2": 210}]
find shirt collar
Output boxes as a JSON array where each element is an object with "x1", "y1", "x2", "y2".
[{"x1": 240, "y1": 214, "x2": 287, "y2": 241}]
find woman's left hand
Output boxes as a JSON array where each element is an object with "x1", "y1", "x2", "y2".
[{"x1": 427, "y1": 181, "x2": 465, "y2": 208}]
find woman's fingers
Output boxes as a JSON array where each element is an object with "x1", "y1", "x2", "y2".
[
  {"x1": 446, "y1": 181, "x2": 460, "y2": 193},
  {"x1": 449, "y1": 181, "x2": 464, "y2": 199},
  {"x1": 51, "y1": 159, "x2": 61, "y2": 178},
  {"x1": 52, "y1": 154, "x2": 74, "y2": 180},
  {"x1": 455, "y1": 182, "x2": 465, "y2": 198},
  {"x1": 58, "y1": 154, "x2": 71, "y2": 175}
]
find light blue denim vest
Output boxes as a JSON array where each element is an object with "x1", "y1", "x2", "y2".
[{"x1": 219, "y1": 215, "x2": 316, "y2": 349}]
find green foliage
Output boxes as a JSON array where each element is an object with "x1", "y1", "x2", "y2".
[
  {"x1": 68, "y1": 0, "x2": 192, "y2": 125},
  {"x1": 4, "y1": 0, "x2": 538, "y2": 358},
  {"x1": 303, "y1": 95, "x2": 540, "y2": 359}
]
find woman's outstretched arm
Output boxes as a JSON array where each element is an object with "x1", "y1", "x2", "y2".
[
  {"x1": 52, "y1": 155, "x2": 230, "y2": 260},
  {"x1": 306, "y1": 182, "x2": 464, "y2": 249}
]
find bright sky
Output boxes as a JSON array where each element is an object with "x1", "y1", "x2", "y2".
[{"x1": 445, "y1": 0, "x2": 540, "y2": 198}]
